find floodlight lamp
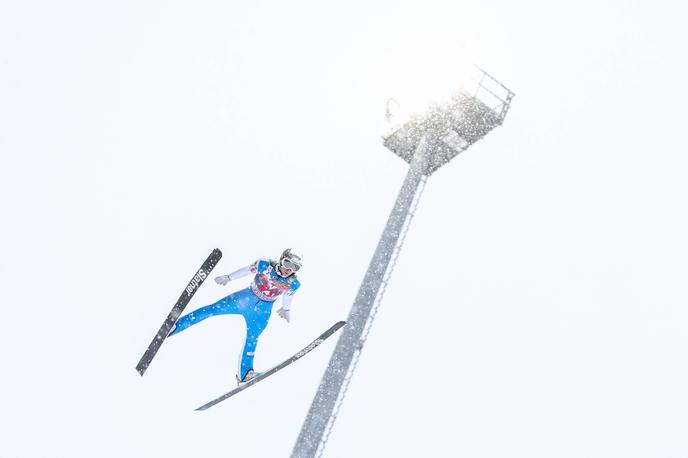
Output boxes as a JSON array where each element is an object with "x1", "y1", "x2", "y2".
[{"x1": 383, "y1": 66, "x2": 514, "y2": 175}]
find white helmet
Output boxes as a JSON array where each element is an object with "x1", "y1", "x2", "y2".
[{"x1": 278, "y1": 248, "x2": 302, "y2": 276}]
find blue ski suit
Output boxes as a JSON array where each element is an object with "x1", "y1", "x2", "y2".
[{"x1": 169, "y1": 259, "x2": 300, "y2": 380}]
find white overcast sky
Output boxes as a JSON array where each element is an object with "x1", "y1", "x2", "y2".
[{"x1": 1, "y1": 1, "x2": 687, "y2": 457}]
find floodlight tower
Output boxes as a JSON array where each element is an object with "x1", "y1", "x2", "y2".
[{"x1": 291, "y1": 68, "x2": 514, "y2": 458}]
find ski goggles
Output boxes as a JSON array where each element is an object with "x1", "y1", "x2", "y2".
[{"x1": 280, "y1": 258, "x2": 301, "y2": 272}]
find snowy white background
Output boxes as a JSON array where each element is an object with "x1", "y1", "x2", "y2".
[{"x1": 2, "y1": 0, "x2": 688, "y2": 457}]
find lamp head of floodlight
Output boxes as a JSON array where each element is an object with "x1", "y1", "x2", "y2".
[{"x1": 383, "y1": 64, "x2": 478, "y2": 130}]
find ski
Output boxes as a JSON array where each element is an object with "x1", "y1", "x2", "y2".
[
  {"x1": 136, "y1": 248, "x2": 223, "y2": 376},
  {"x1": 195, "y1": 320, "x2": 346, "y2": 411}
]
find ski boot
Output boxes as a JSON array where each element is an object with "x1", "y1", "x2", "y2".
[{"x1": 236, "y1": 369, "x2": 261, "y2": 385}]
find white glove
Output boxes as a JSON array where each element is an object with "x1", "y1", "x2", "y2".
[
  {"x1": 277, "y1": 307, "x2": 291, "y2": 323},
  {"x1": 215, "y1": 274, "x2": 232, "y2": 285}
]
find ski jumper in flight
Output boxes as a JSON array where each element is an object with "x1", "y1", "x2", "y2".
[{"x1": 169, "y1": 249, "x2": 302, "y2": 384}]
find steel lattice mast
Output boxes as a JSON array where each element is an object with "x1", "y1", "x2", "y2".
[{"x1": 291, "y1": 68, "x2": 514, "y2": 458}]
